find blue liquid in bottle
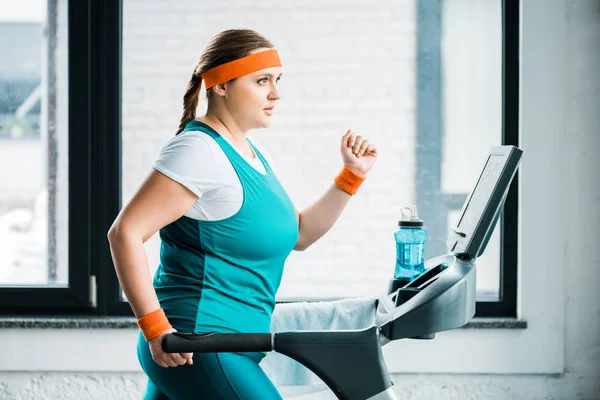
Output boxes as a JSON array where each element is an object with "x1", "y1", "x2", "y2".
[{"x1": 394, "y1": 205, "x2": 428, "y2": 282}]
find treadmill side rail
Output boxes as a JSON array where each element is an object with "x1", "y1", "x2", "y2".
[{"x1": 274, "y1": 326, "x2": 394, "y2": 400}]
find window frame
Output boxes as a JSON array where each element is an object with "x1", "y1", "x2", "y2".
[
  {"x1": 0, "y1": 0, "x2": 121, "y2": 316},
  {"x1": 0, "y1": 0, "x2": 520, "y2": 318},
  {"x1": 415, "y1": 0, "x2": 519, "y2": 317}
]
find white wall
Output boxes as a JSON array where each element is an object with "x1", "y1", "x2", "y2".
[{"x1": 0, "y1": 0, "x2": 599, "y2": 399}]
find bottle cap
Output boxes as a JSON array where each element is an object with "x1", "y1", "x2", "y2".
[{"x1": 398, "y1": 205, "x2": 424, "y2": 227}]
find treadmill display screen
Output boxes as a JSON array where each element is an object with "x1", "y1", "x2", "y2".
[
  {"x1": 455, "y1": 155, "x2": 504, "y2": 236},
  {"x1": 447, "y1": 145, "x2": 522, "y2": 259}
]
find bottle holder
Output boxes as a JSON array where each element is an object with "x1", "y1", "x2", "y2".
[{"x1": 386, "y1": 263, "x2": 449, "y2": 340}]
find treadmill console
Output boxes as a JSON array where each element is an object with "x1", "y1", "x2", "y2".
[
  {"x1": 377, "y1": 145, "x2": 523, "y2": 341},
  {"x1": 447, "y1": 145, "x2": 523, "y2": 259}
]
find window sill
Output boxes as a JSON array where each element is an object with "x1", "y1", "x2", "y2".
[
  {"x1": 0, "y1": 317, "x2": 545, "y2": 373},
  {"x1": 0, "y1": 316, "x2": 527, "y2": 330}
]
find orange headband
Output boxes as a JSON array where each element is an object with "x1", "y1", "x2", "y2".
[{"x1": 201, "y1": 49, "x2": 282, "y2": 90}]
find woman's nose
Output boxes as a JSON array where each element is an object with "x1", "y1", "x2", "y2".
[{"x1": 269, "y1": 84, "x2": 281, "y2": 100}]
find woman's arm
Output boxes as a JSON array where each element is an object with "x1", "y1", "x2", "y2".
[
  {"x1": 108, "y1": 169, "x2": 197, "y2": 367},
  {"x1": 107, "y1": 170, "x2": 197, "y2": 319},
  {"x1": 294, "y1": 129, "x2": 378, "y2": 251},
  {"x1": 294, "y1": 184, "x2": 351, "y2": 251}
]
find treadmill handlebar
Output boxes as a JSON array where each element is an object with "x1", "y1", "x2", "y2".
[{"x1": 161, "y1": 332, "x2": 273, "y2": 353}]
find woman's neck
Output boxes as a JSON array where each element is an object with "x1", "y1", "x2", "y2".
[
  {"x1": 200, "y1": 105, "x2": 247, "y2": 143},
  {"x1": 196, "y1": 113, "x2": 255, "y2": 159}
]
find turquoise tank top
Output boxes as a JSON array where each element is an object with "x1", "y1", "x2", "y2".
[{"x1": 153, "y1": 120, "x2": 299, "y2": 335}]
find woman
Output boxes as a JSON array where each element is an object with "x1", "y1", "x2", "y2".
[{"x1": 108, "y1": 28, "x2": 378, "y2": 400}]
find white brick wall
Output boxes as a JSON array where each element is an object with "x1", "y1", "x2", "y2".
[{"x1": 121, "y1": 0, "x2": 417, "y2": 299}]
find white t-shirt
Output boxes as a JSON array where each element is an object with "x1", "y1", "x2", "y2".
[{"x1": 153, "y1": 130, "x2": 275, "y2": 221}]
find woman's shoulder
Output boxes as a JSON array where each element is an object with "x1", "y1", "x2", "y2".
[
  {"x1": 158, "y1": 129, "x2": 228, "y2": 161},
  {"x1": 153, "y1": 130, "x2": 230, "y2": 198},
  {"x1": 156, "y1": 128, "x2": 228, "y2": 170},
  {"x1": 161, "y1": 129, "x2": 217, "y2": 149}
]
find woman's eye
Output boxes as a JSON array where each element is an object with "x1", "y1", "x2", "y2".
[{"x1": 257, "y1": 77, "x2": 281, "y2": 85}]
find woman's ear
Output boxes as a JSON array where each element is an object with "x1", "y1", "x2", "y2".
[{"x1": 211, "y1": 83, "x2": 228, "y2": 97}]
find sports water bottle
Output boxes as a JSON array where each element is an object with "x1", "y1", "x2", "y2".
[{"x1": 394, "y1": 205, "x2": 428, "y2": 283}]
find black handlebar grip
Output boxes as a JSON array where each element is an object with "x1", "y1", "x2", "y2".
[{"x1": 161, "y1": 332, "x2": 273, "y2": 353}]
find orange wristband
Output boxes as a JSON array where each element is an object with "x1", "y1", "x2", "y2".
[
  {"x1": 137, "y1": 308, "x2": 172, "y2": 341},
  {"x1": 334, "y1": 165, "x2": 366, "y2": 195}
]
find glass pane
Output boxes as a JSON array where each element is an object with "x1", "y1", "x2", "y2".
[
  {"x1": 120, "y1": 0, "x2": 502, "y2": 301},
  {"x1": 440, "y1": 0, "x2": 503, "y2": 298},
  {"x1": 0, "y1": 0, "x2": 69, "y2": 286}
]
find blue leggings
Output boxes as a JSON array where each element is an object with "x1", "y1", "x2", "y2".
[{"x1": 136, "y1": 332, "x2": 283, "y2": 400}]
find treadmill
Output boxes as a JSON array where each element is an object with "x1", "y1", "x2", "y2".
[{"x1": 162, "y1": 145, "x2": 524, "y2": 400}]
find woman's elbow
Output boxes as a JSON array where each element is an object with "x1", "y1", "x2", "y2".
[
  {"x1": 107, "y1": 225, "x2": 119, "y2": 243},
  {"x1": 107, "y1": 220, "x2": 133, "y2": 244},
  {"x1": 293, "y1": 235, "x2": 310, "y2": 251},
  {"x1": 107, "y1": 220, "x2": 124, "y2": 243}
]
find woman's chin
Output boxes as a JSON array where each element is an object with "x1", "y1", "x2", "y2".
[{"x1": 258, "y1": 116, "x2": 273, "y2": 128}]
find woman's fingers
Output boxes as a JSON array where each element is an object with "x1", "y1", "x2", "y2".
[
  {"x1": 182, "y1": 352, "x2": 194, "y2": 365},
  {"x1": 159, "y1": 356, "x2": 176, "y2": 368},
  {"x1": 342, "y1": 129, "x2": 352, "y2": 141},
  {"x1": 356, "y1": 139, "x2": 369, "y2": 156},
  {"x1": 348, "y1": 133, "x2": 357, "y2": 148},
  {"x1": 342, "y1": 129, "x2": 352, "y2": 148},
  {"x1": 362, "y1": 143, "x2": 377, "y2": 157},
  {"x1": 170, "y1": 352, "x2": 188, "y2": 366},
  {"x1": 163, "y1": 355, "x2": 178, "y2": 367},
  {"x1": 342, "y1": 130, "x2": 376, "y2": 158},
  {"x1": 155, "y1": 353, "x2": 182, "y2": 368},
  {"x1": 352, "y1": 136, "x2": 364, "y2": 154}
]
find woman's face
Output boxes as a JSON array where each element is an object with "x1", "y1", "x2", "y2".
[{"x1": 224, "y1": 49, "x2": 283, "y2": 131}]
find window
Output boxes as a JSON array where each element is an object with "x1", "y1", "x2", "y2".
[
  {"x1": 415, "y1": 0, "x2": 519, "y2": 317},
  {"x1": 0, "y1": 5, "x2": 63, "y2": 286},
  {"x1": 0, "y1": 0, "x2": 119, "y2": 313},
  {"x1": 1, "y1": 0, "x2": 518, "y2": 318},
  {"x1": 0, "y1": 0, "x2": 76, "y2": 305}
]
